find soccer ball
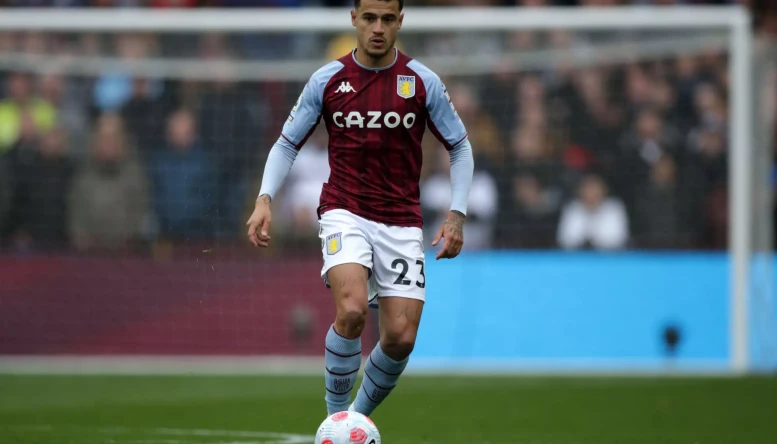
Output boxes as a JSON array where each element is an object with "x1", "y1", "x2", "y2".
[{"x1": 314, "y1": 411, "x2": 381, "y2": 444}]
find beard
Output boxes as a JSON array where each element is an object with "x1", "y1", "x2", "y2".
[
  {"x1": 360, "y1": 37, "x2": 394, "y2": 60},
  {"x1": 364, "y1": 47, "x2": 391, "y2": 58}
]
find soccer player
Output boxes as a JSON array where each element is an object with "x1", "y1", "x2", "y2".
[{"x1": 246, "y1": 0, "x2": 474, "y2": 417}]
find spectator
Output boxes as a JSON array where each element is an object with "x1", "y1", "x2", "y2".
[
  {"x1": 121, "y1": 77, "x2": 177, "y2": 163},
  {"x1": 566, "y1": 67, "x2": 625, "y2": 175},
  {"x1": 7, "y1": 106, "x2": 41, "y2": 168},
  {"x1": 198, "y1": 62, "x2": 266, "y2": 239},
  {"x1": 507, "y1": 125, "x2": 570, "y2": 195},
  {"x1": 632, "y1": 155, "x2": 691, "y2": 248},
  {"x1": 421, "y1": 148, "x2": 498, "y2": 250},
  {"x1": 6, "y1": 127, "x2": 74, "y2": 251},
  {"x1": 685, "y1": 122, "x2": 728, "y2": 248},
  {"x1": 0, "y1": 72, "x2": 57, "y2": 155},
  {"x1": 693, "y1": 82, "x2": 727, "y2": 131},
  {"x1": 624, "y1": 64, "x2": 654, "y2": 112},
  {"x1": 750, "y1": 0, "x2": 777, "y2": 37},
  {"x1": 673, "y1": 55, "x2": 706, "y2": 133},
  {"x1": 615, "y1": 107, "x2": 683, "y2": 209},
  {"x1": 557, "y1": 173, "x2": 629, "y2": 250},
  {"x1": 68, "y1": 113, "x2": 150, "y2": 252},
  {"x1": 151, "y1": 108, "x2": 215, "y2": 240},
  {"x1": 446, "y1": 82, "x2": 503, "y2": 165},
  {"x1": 0, "y1": 149, "x2": 12, "y2": 241},
  {"x1": 480, "y1": 61, "x2": 518, "y2": 146},
  {"x1": 495, "y1": 171, "x2": 560, "y2": 249},
  {"x1": 38, "y1": 71, "x2": 91, "y2": 160},
  {"x1": 283, "y1": 127, "x2": 330, "y2": 235},
  {"x1": 92, "y1": 34, "x2": 161, "y2": 113}
]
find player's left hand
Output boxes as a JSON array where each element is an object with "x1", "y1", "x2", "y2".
[{"x1": 431, "y1": 211, "x2": 465, "y2": 260}]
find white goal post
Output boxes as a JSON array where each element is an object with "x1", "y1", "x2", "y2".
[{"x1": 0, "y1": 6, "x2": 758, "y2": 373}]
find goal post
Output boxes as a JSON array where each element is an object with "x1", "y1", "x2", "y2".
[
  {"x1": 0, "y1": 6, "x2": 769, "y2": 375},
  {"x1": 0, "y1": 7, "x2": 751, "y2": 32}
]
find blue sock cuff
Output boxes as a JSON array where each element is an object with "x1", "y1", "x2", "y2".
[
  {"x1": 326, "y1": 325, "x2": 361, "y2": 355},
  {"x1": 372, "y1": 342, "x2": 408, "y2": 373}
]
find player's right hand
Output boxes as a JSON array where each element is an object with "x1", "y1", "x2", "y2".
[{"x1": 246, "y1": 195, "x2": 272, "y2": 248}]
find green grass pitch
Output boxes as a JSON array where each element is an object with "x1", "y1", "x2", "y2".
[{"x1": 0, "y1": 374, "x2": 775, "y2": 444}]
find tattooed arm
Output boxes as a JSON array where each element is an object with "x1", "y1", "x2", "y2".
[
  {"x1": 431, "y1": 140, "x2": 474, "y2": 260},
  {"x1": 246, "y1": 137, "x2": 298, "y2": 247},
  {"x1": 432, "y1": 210, "x2": 467, "y2": 260}
]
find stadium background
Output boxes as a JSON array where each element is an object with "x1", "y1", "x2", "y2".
[
  {"x1": 0, "y1": 0, "x2": 776, "y2": 373},
  {"x1": 0, "y1": 2, "x2": 776, "y2": 444}
]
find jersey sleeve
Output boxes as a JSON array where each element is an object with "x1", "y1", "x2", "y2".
[
  {"x1": 408, "y1": 60, "x2": 468, "y2": 151},
  {"x1": 280, "y1": 60, "x2": 343, "y2": 149}
]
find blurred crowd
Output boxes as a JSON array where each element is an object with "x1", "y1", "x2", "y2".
[{"x1": 0, "y1": 0, "x2": 775, "y2": 256}]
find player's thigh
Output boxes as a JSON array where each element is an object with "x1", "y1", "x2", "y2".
[
  {"x1": 327, "y1": 263, "x2": 370, "y2": 315},
  {"x1": 378, "y1": 296, "x2": 424, "y2": 343},
  {"x1": 318, "y1": 209, "x2": 375, "y2": 310},
  {"x1": 372, "y1": 225, "x2": 426, "y2": 302}
]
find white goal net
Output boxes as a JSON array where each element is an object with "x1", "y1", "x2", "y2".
[{"x1": 0, "y1": 7, "x2": 773, "y2": 374}]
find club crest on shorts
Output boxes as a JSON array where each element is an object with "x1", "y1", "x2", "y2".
[
  {"x1": 397, "y1": 75, "x2": 415, "y2": 99},
  {"x1": 325, "y1": 232, "x2": 342, "y2": 255}
]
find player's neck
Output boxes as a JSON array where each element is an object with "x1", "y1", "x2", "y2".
[{"x1": 353, "y1": 47, "x2": 397, "y2": 69}]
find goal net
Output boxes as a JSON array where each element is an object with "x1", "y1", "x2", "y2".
[{"x1": 0, "y1": 7, "x2": 773, "y2": 374}]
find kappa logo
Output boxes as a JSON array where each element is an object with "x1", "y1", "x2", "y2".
[
  {"x1": 335, "y1": 82, "x2": 356, "y2": 93},
  {"x1": 326, "y1": 232, "x2": 342, "y2": 255},
  {"x1": 397, "y1": 75, "x2": 415, "y2": 98}
]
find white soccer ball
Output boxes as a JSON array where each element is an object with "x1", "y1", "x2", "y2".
[{"x1": 314, "y1": 411, "x2": 381, "y2": 444}]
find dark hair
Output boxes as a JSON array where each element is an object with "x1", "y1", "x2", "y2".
[{"x1": 354, "y1": 0, "x2": 404, "y2": 11}]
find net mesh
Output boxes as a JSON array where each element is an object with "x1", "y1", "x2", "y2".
[{"x1": 0, "y1": 25, "x2": 741, "y2": 355}]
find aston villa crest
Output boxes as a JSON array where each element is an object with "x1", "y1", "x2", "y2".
[
  {"x1": 326, "y1": 232, "x2": 342, "y2": 255},
  {"x1": 397, "y1": 75, "x2": 415, "y2": 99}
]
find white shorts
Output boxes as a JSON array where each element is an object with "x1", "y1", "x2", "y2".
[{"x1": 318, "y1": 209, "x2": 426, "y2": 308}]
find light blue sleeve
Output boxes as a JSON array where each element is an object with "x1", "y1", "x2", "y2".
[
  {"x1": 258, "y1": 136, "x2": 298, "y2": 200},
  {"x1": 258, "y1": 61, "x2": 343, "y2": 200},
  {"x1": 408, "y1": 59, "x2": 468, "y2": 150},
  {"x1": 281, "y1": 60, "x2": 343, "y2": 147},
  {"x1": 448, "y1": 138, "x2": 474, "y2": 215}
]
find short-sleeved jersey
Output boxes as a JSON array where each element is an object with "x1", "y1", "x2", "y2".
[{"x1": 280, "y1": 49, "x2": 468, "y2": 228}]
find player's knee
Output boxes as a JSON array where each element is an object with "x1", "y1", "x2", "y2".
[
  {"x1": 337, "y1": 303, "x2": 367, "y2": 329},
  {"x1": 381, "y1": 329, "x2": 417, "y2": 360},
  {"x1": 335, "y1": 297, "x2": 368, "y2": 338}
]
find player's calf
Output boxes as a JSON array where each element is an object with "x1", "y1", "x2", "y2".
[
  {"x1": 324, "y1": 324, "x2": 362, "y2": 415},
  {"x1": 324, "y1": 263, "x2": 371, "y2": 415},
  {"x1": 350, "y1": 297, "x2": 422, "y2": 416}
]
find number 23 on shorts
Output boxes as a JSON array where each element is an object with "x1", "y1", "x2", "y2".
[{"x1": 389, "y1": 258, "x2": 425, "y2": 289}]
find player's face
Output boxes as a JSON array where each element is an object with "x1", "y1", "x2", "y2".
[{"x1": 351, "y1": 0, "x2": 403, "y2": 60}]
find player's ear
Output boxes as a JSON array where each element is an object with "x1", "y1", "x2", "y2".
[
  {"x1": 398, "y1": 12, "x2": 403, "y2": 29},
  {"x1": 351, "y1": 9, "x2": 357, "y2": 27}
]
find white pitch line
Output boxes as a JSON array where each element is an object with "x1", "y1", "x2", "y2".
[
  {"x1": 151, "y1": 427, "x2": 314, "y2": 443},
  {"x1": 1, "y1": 425, "x2": 315, "y2": 444},
  {"x1": 105, "y1": 440, "x2": 189, "y2": 444}
]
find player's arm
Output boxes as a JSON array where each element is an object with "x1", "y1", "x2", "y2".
[
  {"x1": 247, "y1": 76, "x2": 325, "y2": 248},
  {"x1": 436, "y1": 138, "x2": 474, "y2": 256},
  {"x1": 414, "y1": 65, "x2": 474, "y2": 259}
]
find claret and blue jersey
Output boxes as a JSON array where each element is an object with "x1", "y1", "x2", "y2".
[{"x1": 280, "y1": 48, "x2": 469, "y2": 228}]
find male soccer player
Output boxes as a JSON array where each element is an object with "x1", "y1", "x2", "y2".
[{"x1": 246, "y1": 0, "x2": 474, "y2": 417}]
